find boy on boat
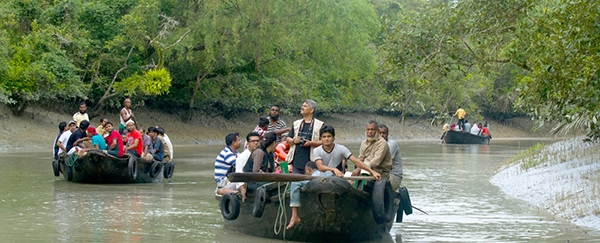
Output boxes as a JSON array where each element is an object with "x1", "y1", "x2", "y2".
[
  {"x1": 286, "y1": 161, "x2": 326, "y2": 229},
  {"x1": 314, "y1": 124, "x2": 381, "y2": 179}
]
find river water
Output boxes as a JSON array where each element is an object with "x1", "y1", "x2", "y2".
[{"x1": 0, "y1": 140, "x2": 598, "y2": 242}]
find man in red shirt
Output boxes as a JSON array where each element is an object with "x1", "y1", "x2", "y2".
[
  {"x1": 125, "y1": 120, "x2": 143, "y2": 157},
  {"x1": 480, "y1": 123, "x2": 492, "y2": 139}
]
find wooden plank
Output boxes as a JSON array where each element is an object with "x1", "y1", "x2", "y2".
[{"x1": 227, "y1": 172, "x2": 376, "y2": 182}]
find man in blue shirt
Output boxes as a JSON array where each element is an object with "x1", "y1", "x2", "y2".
[
  {"x1": 214, "y1": 132, "x2": 241, "y2": 195},
  {"x1": 148, "y1": 127, "x2": 164, "y2": 162}
]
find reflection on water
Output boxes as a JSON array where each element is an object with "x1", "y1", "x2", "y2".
[{"x1": 0, "y1": 141, "x2": 598, "y2": 242}]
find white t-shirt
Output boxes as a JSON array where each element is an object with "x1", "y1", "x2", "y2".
[
  {"x1": 234, "y1": 149, "x2": 252, "y2": 189},
  {"x1": 236, "y1": 149, "x2": 251, "y2": 173},
  {"x1": 57, "y1": 130, "x2": 72, "y2": 154},
  {"x1": 164, "y1": 133, "x2": 174, "y2": 160},
  {"x1": 470, "y1": 125, "x2": 481, "y2": 135},
  {"x1": 313, "y1": 144, "x2": 352, "y2": 171}
]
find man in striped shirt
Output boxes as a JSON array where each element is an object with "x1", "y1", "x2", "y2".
[
  {"x1": 267, "y1": 105, "x2": 290, "y2": 142},
  {"x1": 214, "y1": 132, "x2": 241, "y2": 195}
]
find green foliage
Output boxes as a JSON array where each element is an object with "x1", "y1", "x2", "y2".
[
  {"x1": 509, "y1": 0, "x2": 600, "y2": 139},
  {"x1": 165, "y1": 0, "x2": 380, "y2": 116},
  {"x1": 114, "y1": 67, "x2": 171, "y2": 97},
  {"x1": 0, "y1": 0, "x2": 597, "y2": 129}
]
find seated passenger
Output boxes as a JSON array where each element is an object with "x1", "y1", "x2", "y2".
[
  {"x1": 243, "y1": 132, "x2": 277, "y2": 190},
  {"x1": 66, "y1": 120, "x2": 90, "y2": 154},
  {"x1": 155, "y1": 126, "x2": 173, "y2": 162},
  {"x1": 125, "y1": 120, "x2": 143, "y2": 158},
  {"x1": 286, "y1": 161, "x2": 328, "y2": 229},
  {"x1": 351, "y1": 120, "x2": 392, "y2": 181},
  {"x1": 313, "y1": 124, "x2": 381, "y2": 179},
  {"x1": 215, "y1": 132, "x2": 241, "y2": 195},
  {"x1": 235, "y1": 132, "x2": 261, "y2": 200},
  {"x1": 88, "y1": 126, "x2": 107, "y2": 150},
  {"x1": 57, "y1": 121, "x2": 77, "y2": 156},
  {"x1": 480, "y1": 123, "x2": 491, "y2": 138},
  {"x1": 103, "y1": 122, "x2": 124, "y2": 157},
  {"x1": 470, "y1": 122, "x2": 481, "y2": 135},
  {"x1": 139, "y1": 127, "x2": 153, "y2": 161},
  {"x1": 253, "y1": 117, "x2": 269, "y2": 138},
  {"x1": 148, "y1": 127, "x2": 164, "y2": 161},
  {"x1": 463, "y1": 120, "x2": 472, "y2": 133}
]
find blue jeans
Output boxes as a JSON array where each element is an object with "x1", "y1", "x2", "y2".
[{"x1": 290, "y1": 171, "x2": 333, "y2": 207}]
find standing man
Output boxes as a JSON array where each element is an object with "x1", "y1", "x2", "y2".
[
  {"x1": 120, "y1": 98, "x2": 134, "y2": 133},
  {"x1": 453, "y1": 106, "x2": 466, "y2": 131},
  {"x1": 215, "y1": 132, "x2": 241, "y2": 195},
  {"x1": 267, "y1": 105, "x2": 290, "y2": 142},
  {"x1": 73, "y1": 102, "x2": 89, "y2": 127},
  {"x1": 352, "y1": 120, "x2": 392, "y2": 181},
  {"x1": 125, "y1": 120, "x2": 143, "y2": 158},
  {"x1": 286, "y1": 99, "x2": 324, "y2": 174},
  {"x1": 378, "y1": 124, "x2": 402, "y2": 191}
]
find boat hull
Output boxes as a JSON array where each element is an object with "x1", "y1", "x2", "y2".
[
  {"x1": 58, "y1": 150, "x2": 164, "y2": 183},
  {"x1": 444, "y1": 130, "x2": 490, "y2": 145},
  {"x1": 218, "y1": 176, "x2": 398, "y2": 242}
]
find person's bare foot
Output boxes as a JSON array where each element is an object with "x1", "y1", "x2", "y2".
[
  {"x1": 286, "y1": 216, "x2": 301, "y2": 229},
  {"x1": 239, "y1": 184, "x2": 247, "y2": 203}
]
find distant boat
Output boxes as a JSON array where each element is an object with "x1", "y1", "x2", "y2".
[
  {"x1": 52, "y1": 150, "x2": 174, "y2": 183},
  {"x1": 444, "y1": 130, "x2": 490, "y2": 145},
  {"x1": 217, "y1": 174, "x2": 413, "y2": 242}
]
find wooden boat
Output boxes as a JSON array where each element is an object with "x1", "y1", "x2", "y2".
[
  {"x1": 443, "y1": 130, "x2": 490, "y2": 145},
  {"x1": 217, "y1": 174, "x2": 412, "y2": 242},
  {"x1": 52, "y1": 149, "x2": 174, "y2": 183}
]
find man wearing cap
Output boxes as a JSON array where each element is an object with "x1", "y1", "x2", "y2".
[
  {"x1": 57, "y1": 120, "x2": 77, "y2": 155},
  {"x1": 125, "y1": 120, "x2": 143, "y2": 158},
  {"x1": 73, "y1": 102, "x2": 90, "y2": 127},
  {"x1": 87, "y1": 126, "x2": 107, "y2": 150}
]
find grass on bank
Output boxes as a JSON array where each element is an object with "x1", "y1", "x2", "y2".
[{"x1": 498, "y1": 142, "x2": 548, "y2": 170}]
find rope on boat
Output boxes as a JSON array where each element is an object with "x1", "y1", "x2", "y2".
[
  {"x1": 273, "y1": 181, "x2": 290, "y2": 240},
  {"x1": 66, "y1": 153, "x2": 79, "y2": 168}
]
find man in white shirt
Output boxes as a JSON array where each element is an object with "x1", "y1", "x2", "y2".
[
  {"x1": 470, "y1": 123, "x2": 481, "y2": 135},
  {"x1": 56, "y1": 121, "x2": 77, "y2": 155},
  {"x1": 235, "y1": 132, "x2": 261, "y2": 198},
  {"x1": 72, "y1": 102, "x2": 89, "y2": 127}
]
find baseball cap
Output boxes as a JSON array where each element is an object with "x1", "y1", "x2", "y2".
[
  {"x1": 87, "y1": 126, "x2": 97, "y2": 135},
  {"x1": 68, "y1": 120, "x2": 76, "y2": 126}
]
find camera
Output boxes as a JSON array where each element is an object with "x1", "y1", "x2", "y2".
[{"x1": 298, "y1": 137, "x2": 306, "y2": 146}]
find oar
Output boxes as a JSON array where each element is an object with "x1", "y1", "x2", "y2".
[
  {"x1": 412, "y1": 205, "x2": 428, "y2": 215},
  {"x1": 228, "y1": 172, "x2": 376, "y2": 182}
]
